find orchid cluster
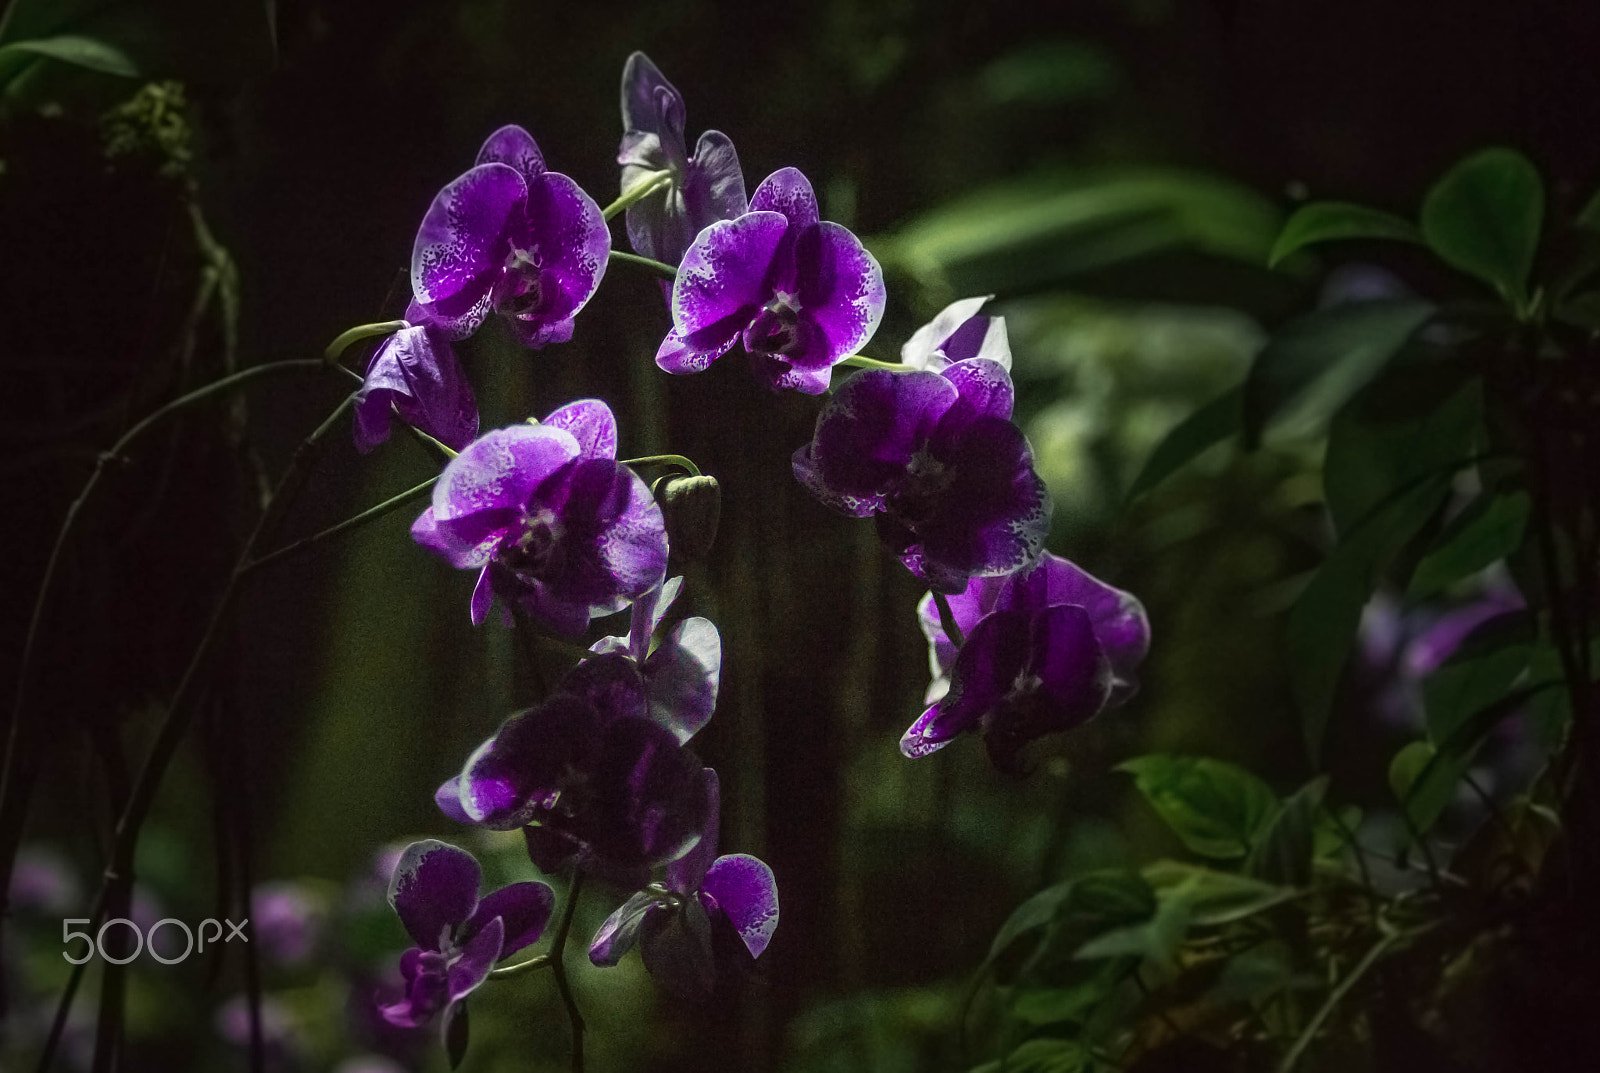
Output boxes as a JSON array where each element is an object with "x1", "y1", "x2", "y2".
[{"x1": 351, "y1": 49, "x2": 1145, "y2": 1067}]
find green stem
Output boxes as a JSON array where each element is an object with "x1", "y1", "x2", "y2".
[
  {"x1": 599, "y1": 170, "x2": 673, "y2": 222},
  {"x1": 0, "y1": 359, "x2": 342, "y2": 918},
  {"x1": 838, "y1": 355, "x2": 911, "y2": 372},
  {"x1": 608, "y1": 250, "x2": 678, "y2": 282},
  {"x1": 488, "y1": 952, "x2": 552, "y2": 980},
  {"x1": 241, "y1": 475, "x2": 440, "y2": 576},
  {"x1": 34, "y1": 393, "x2": 357, "y2": 1073},
  {"x1": 932, "y1": 591, "x2": 965, "y2": 648},
  {"x1": 323, "y1": 321, "x2": 408, "y2": 363},
  {"x1": 620, "y1": 453, "x2": 701, "y2": 478},
  {"x1": 1276, "y1": 928, "x2": 1402, "y2": 1073},
  {"x1": 549, "y1": 871, "x2": 587, "y2": 1073}
]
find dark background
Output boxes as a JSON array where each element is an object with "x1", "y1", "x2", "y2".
[{"x1": 4, "y1": 0, "x2": 1599, "y2": 1069}]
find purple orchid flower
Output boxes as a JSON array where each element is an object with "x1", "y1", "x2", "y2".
[
  {"x1": 619, "y1": 52, "x2": 747, "y2": 269},
  {"x1": 437, "y1": 655, "x2": 716, "y2": 882},
  {"x1": 411, "y1": 125, "x2": 609, "y2": 348},
  {"x1": 251, "y1": 880, "x2": 325, "y2": 966},
  {"x1": 410, "y1": 400, "x2": 669, "y2": 635},
  {"x1": 378, "y1": 841, "x2": 554, "y2": 1033},
  {"x1": 902, "y1": 552, "x2": 1150, "y2": 771},
  {"x1": 656, "y1": 167, "x2": 886, "y2": 395},
  {"x1": 586, "y1": 576, "x2": 721, "y2": 743},
  {"x1": 588, "y1": 771, "x2": 777, "y2": 1002},
  {"x1": 900, "y1": 295, "x2": 1013, "y2": 374},
  {"x1": 793, "y1": 356, "x2": 1051, "y2": 593},
  {"x1": 353, "y1": 302, "x2": 479, "y2": 454}
]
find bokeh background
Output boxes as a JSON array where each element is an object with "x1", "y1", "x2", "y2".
[{"x1": 5, "y1": 0, "x2": 1600, "y2": 1069}]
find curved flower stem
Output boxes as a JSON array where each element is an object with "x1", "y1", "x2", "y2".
[
  {"x1": 323, "y1": 320, "x2": 408, "y2": 363},
  {"x1": 620, "y1": 453, "x2": 701, "y2": 478},
  {"x1": 33, "y1": 392, "x2": 357, "y2": 1073},
  {"x1": 932, "y1": 592, "x2": 966, "y2": 648},
  {"x1": 838, "y1": 355, "x2": 912, "y2": 372},
  {"x1": 608, "y1": 250, "x2": 678, "y2": 282},
  {"x1": 600, "y1": 170, "x2": 673, "y2": 222},
  {"x1": 488, "y1": 952, "x2": 552, "y2": 980},
  {"x1": 0, "y1": 358, "x2": 343, "y2": 938},
  {"x1": 241, "y1": 475, "x2": 440, "y2": 576},
  {"x1": 549, "y1": 870, "x2": 587, "y2": 1073}
]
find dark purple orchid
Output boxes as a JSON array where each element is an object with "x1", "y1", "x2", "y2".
[
  {"x1": 411, "y1": 125, "x2": 609, "y2": 348},
  {"x1": 410, "y1": 401, "x2": 669, "y2": 635},
  {"x1": 656, "y1": 167, "x2": 886, "y2": 394},
  {"x1": 587, "y1": 576, "x2": 721, "y2": 743},
  {"x1": 437, "y1": 655, "x2": 716, "y2": 882},
  {"x1": 903, "y1": 552, "x2": 1150, "y2": 771},
  {"x1": 353, "y1": 302, "x2": 479, "y2": 454},
  {"x1": 793, "y1": 357, "x2": 1051, "y2": 593},
  {"x1": 378, "y1": 841, "x2": 554, "y2": 1032},
  {"x1": 900, "y1": 295, "x2": 1013, "y2": 374},
  {"x1": 588, "y1": 771, "x2": 777, "y2": 1002},
  {"x1": 618, "y1": 52, "x2": 747, "y2": 269}
]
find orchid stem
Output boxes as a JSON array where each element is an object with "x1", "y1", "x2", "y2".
[
  {"x1": 323, "y1": 320, "x2": 408, "y2": 364},
  {"x1": 838, "y1": 355, "x2": 911, "y2": 372},
  {"x1": 0, "y1": 359, "x2": 345, "y2": 950},
  {"x1": 33, "y1": 393, "x2": 357, "y2": 1073},
  {"x1": 549, "y1": 870, "x2": 587, "y2": 1073},
  {"x1": 621, "y1": 453, "x2": 701, "y2": 478},
  {"x1": 242, "y1": 475, "x2": 440, "y2": 575},
  {"x1": 932, "y1": 592, "x2": 965, "y2": 648},
  {"x1": 488, "y1": 952, "x2": 552, "y2": 980},
  {"x1": 608, "y1": 250, "x2": 678, "y2": 282},
  {"x1": 599, "y1": 170, "x2": 673, "y2": 222}
]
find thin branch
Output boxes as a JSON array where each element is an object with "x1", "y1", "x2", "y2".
[
  {"x1": 548, "y1": 871, "x2": 587, "y2": 1073},
  {"x1": 242, "y1": 475, "x2": 440, "y2": 576},
  {"x1": 607, "y1": 250, "x2": 677, "y2": 282},
  {"x1": 932, "y1": 592, "x2": 966, "y2": 648}
]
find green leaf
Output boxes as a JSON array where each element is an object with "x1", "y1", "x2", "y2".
[
  {"x1": 1407, "y1": 491, "x2": 1532, "y2": 600},
  {"x1": 1388, "y1": 741, "x2": 1436, "y2": 811},
  {"x1": 1124, "y1": 386, "x2": 1241, "y2": 501},
  {"x1": 877, "y1": 167, "x2": 1284, "y2": 297},
  {"x1": 1421, "y1": 611, "x2": 1533, "y2": 743},
  {"x1": 1140, "y1": 860, "x2": 1299, "y2": 925},
  {"x1": 969, "y1": 1038, "x2": 1092, "y2": 1073},
  {"x1": 985, "y1": 882, "x2": 1075, "y2": 980},
  {"x1": 1010, "y1": 961, "x2": 1127, "y2": 1026},
  {"x1": 1245, "y1": 777, "x2": 1326, "y2": 887},
  {"x1": 1241, "y1": 299, "x2": 1434, "y2": 447},
  {"x1": 1269, "y1": 201, "x2": 1422, "y2": 266},
  {"x1": 1073, "y1": 883, "x2": 1189, "y2": 967},
  {"x1": 0, "y1": 33, "x2": 136, "y2": 82},
  {"x1": 1323, "y1": 361, "x2": 1483, "y2": 538},
  {"x1": 1420, "y1": 147, "x2": 1543, "y2": 311},
  {"x1": 1118, "y1": 755, "x2": 1277, "y2": 859},
  {"x1": 1313, "y1": 804, "x2": 1363, "y2": 860},
  {"x1": 1401, "y1": 681, "x2": 1560, "y2": 837},
  {"x1": 1289, "y1": 474, "x2": 1455, "y2": 763}
]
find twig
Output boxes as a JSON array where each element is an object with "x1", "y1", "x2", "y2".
[
  {"x1": 241, "y1": 475, "x2": 440, "y2": 575},
  {"x1": 607, "y1": 250, "x2": 677, "y2": 282},
  {"x1": 548, "y1": 870, "x2": 587, "y2": 1073}
]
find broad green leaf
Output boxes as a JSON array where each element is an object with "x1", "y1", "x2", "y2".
[
  {"x1": 1269, "y1": 201, "x2": 1422, "y2": 267},
  {"x1": 877, "y1": 167, "x2": 1283, "y2": 297},
  {"x1": 1118, "y1": 755, "x2": 1277, "y2": 859},
  {"x1": 1388, "y1": 741, "x2": 1435, "y2": 809},
  {"x1": 1313, "y1": 804, "x2": 1363, "y2": 859},
  {"x1": 1407, "y1": 491, "x2": 1531, "y2": 600},
  {"x1": 1241, "y1": 299, "x2": 1434, "y2": 447},
  {"x1": 1124, "y1": 386, "x2": 1241, "y2": 501},
  {"x1": 1073, "y1": 882, "x2": 1189, "y2": 967},
  {"x1": 969, "y1": 1038, "x2": 1091, "y2": 1073},
  {"x1": 1245, "y1": 777, "x2": 1326, "y2": 887},
  {"x1": 1209, "y1": 941, "x2": 1298, "y2": 1005},
  {"x1": 1026, "y1": 871, "x2": 1154, "y2": 978},
  {"x1": 1010, "y1": 960, "x2": 1127, "y2": 1026},
  {"x1": 1420, "y1": 147, "x2": 1543, "y2": 311},
  {"x1": 1324, "y1": 361, "x2": 1483, "y2": 538},
  {"x1": 1289, "y1": 474, "x2": 1454, "y2": 763},
  {"x1": 1401, "y1": 681, "x2": 1560, "y2": 837},
  {"x1": 1140, "y1": 860, "x2": 1298, "y2": 925},
  {"x1": 1421, "y1": 611, "x2": 1533, "y2": 743},
  {"x1": 985, "y1": 882, "x2": 1074, "y2": 981},
  {"x1": 0, "y1": 34, "x2": 136, "y2": 77}
]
